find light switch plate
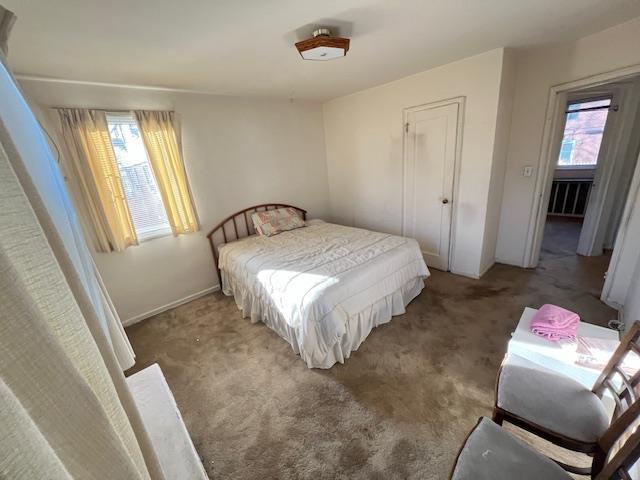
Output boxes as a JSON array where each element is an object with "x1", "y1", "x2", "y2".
[{"x1": 523, "y1": 166, "x2": 534, "y2": 177}]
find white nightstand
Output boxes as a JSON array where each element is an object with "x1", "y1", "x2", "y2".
[{"x1": 507, "y1": 307, "x2": 620, "y2": 389}]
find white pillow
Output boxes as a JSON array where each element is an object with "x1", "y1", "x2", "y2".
[{"x1": 251, "y1": 207, "x2": 305, "y2": 237}]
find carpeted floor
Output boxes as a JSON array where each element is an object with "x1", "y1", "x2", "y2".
[
  {"x1": 539, "y1": 216, "x2": 612, "y2": 299},
  {"x1": 541, "y1": 216, "x2": 584, "y2": 257},
  {"x1": 126, "y1": 234, "x2": 617, "y2": 479}
]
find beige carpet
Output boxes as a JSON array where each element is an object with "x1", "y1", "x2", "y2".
[{"x1": 126, "y1": 254, "x2": 616, "y2": 479}]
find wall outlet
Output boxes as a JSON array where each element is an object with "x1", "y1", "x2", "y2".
[{"x1": 523, "y1": 166, "x2": 534, "y2": 177}]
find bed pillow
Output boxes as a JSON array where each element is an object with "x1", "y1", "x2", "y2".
[{"x1": 251, "y1": 207, "x2": 305, "y2": 237}]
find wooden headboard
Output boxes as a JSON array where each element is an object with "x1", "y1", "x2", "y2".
[{"x1": 206, "y1": 203, "x2": 307, "y2": 286}]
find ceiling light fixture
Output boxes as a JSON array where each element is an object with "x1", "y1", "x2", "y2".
[{"x1": 295, "y1": 28, "x2": 350, "y2": 61}]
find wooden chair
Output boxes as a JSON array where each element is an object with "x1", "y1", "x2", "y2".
[
  {"x1": 449, "y1": 414, "x2": 640, "y2": 479},
  {"x1": 492, "y1": 321, "x2": 640, "y2": 475}
]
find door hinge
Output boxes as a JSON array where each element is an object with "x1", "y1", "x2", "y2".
[{"x1": 405, "y1": 122, "x2": 409, "y2": 133}]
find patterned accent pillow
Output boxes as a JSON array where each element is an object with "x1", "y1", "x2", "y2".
[{"x1": 251, "y1": 207, "x2": 305, "y2": 237}]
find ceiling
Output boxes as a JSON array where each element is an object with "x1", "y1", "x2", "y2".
[{"x1": 4, "y1": 0, "x2": 640, "y2": 100}]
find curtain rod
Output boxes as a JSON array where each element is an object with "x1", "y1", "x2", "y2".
[{"x1": 565, "y1": 104, "x2": 618, "y2": 114}]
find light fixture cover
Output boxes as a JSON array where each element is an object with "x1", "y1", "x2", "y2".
[{"x1": 295, "y1": 29, "x2": 350, "y2": 61}]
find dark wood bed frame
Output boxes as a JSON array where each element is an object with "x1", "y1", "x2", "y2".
[{"x1": 206, "y1": 203, "x2": 307, "y2": 286}]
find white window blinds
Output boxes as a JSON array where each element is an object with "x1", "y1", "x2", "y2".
[{"x1": 106, "y1": 113, "x2": 171, "y2": 241}]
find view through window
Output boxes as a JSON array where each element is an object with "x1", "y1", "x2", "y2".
[
  {"x1": 557, "y1": 98, "x2": 611, "y2": 168},
  {"x1": 106, "y1": 113, "x2": 171, "y2": 240}
]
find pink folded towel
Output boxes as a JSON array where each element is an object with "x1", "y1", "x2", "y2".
[{"x1": 530, "y1": 304, "x2": 580, "y2": 341}]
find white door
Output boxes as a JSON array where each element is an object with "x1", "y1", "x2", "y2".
[
  {"x1": 576, "y1": 92, "x2": 621, "y2": 256},
  {"x1": 403, "y1": 101, "x2": 459, "y2": 271}
]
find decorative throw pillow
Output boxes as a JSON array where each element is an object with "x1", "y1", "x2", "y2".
[{"x1": 251, "y1": 207, "x2": 305, "y2": 237}]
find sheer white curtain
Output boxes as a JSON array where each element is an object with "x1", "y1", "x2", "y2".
[{"x1": 0, "y1": 5, "x2": 165, "y2": 479}]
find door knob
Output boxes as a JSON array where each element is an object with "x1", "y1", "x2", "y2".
[{"x1": 442, "y1": 199, "x2": 449, "y2": 204}]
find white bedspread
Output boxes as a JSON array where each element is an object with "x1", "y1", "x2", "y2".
[{"x1": 218, "y1": 221, "x2": 430, "y2": 367}]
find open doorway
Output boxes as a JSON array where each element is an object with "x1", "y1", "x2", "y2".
[{"x1": 538, "y1": 75, "x2": 640, "y2": 298}]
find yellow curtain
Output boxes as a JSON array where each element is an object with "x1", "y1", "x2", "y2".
[
  {"x1": 58, "y1": 108, "x2": 137, "y2": 252},
  {"x1": 134, "y1": 111, "x2": 199, "y2": 235}
]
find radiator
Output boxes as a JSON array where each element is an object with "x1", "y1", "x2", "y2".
[{"x1": 547, "y1": 179, "x2": 593, "y2": 218}]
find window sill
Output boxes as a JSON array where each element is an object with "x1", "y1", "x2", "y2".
[
  {"x1": 556, "y1": 164, "x2": 596, "y2": 170},
  {"x1": 138, "y1": 229, "x2": 173, "y2": 243}
]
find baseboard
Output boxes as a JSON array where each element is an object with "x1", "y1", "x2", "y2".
[
  {"x1": 449, "y1": 268, "x2": 481, "y2": 280},
  {"x1": 495, "y1": 257, "x2": 527, "y2": 268},
  {"x1": 448, "y1": 260, "x2": 495, "y2": 280},
  {"x1": 123, "y1": 285, "x2": 220, "y2": 327},
  {"x1": 617, "y1": 306, "x2": 628, "y2": 331},
  {"x1": 478, "y1": 260, "x2": 496, "y2": 278},
  {"x1": 603, "y1": 297, "x2": 624, "y2": 311}
]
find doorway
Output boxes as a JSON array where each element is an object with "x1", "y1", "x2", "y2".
[
  {"x1": 536, "y1": 75, "x2": 640, "y2": 299},
  {"x1": 402, "y1": 97, "x2": 463, "y2": 271}
]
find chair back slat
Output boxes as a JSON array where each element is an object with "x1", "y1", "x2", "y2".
[
  {"x1": 592, "y1": 322, "x2": 640, "y2": 479},
  {"x1": 616, "y1": 467, "x2": 632, "y2": 480},
  {"x1": 604, "y1": 379, "x2": 626, "y2": 413},
  {"x1": 614, "y1": 366, "x2": 639, "y2": 403},
  {"x1": 595, "y1": 424, "x2": 640, "y2": 479},
  {"x1": 599, "y1": 401, "x2": 640, "y2": 453},
  {"x1": 629, "y1": 369, "x2": 640, "y2": 389},
  {"x1": 593, "y1": 323, "x2": 640, "y2": 418}
]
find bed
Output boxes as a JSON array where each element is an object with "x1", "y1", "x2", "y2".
[{"x1": 207, "y1": 204, "x2": 429, "y2": 368}]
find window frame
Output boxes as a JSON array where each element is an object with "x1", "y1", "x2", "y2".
[
  {"x1": 566, "y1": 95, "x2": 612, "y2": 112},
  {"x1": 556, "y1": 164, "x2": 596, "y2": 171},
  {"x1": 105, "y1": 111, "x2": 172, "y2": 242},
  {"x1": 556, "y1": 96, "x2": 612, "y2": 170}
]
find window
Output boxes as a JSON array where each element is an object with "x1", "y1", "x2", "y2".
[
  {"x1": 106, "y1": 113, "x2": 171, "y2": 240},
  {"x1": 557, "y1": 98, "x2": 611, "y2": 168}
]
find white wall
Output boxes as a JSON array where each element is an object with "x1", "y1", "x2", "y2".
[
  {"x1": 20, "y1": 79, "x2": 330, "y2": 324},
  {"x1": 496, "y1": 16, "x2": 640, "y2": 266},
  {"x1": 480, "y1": 49, "x2": 517, "y2": 274},
  {"x1": 323, "y1": 48, "x2": 508, "y2": 278}
]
